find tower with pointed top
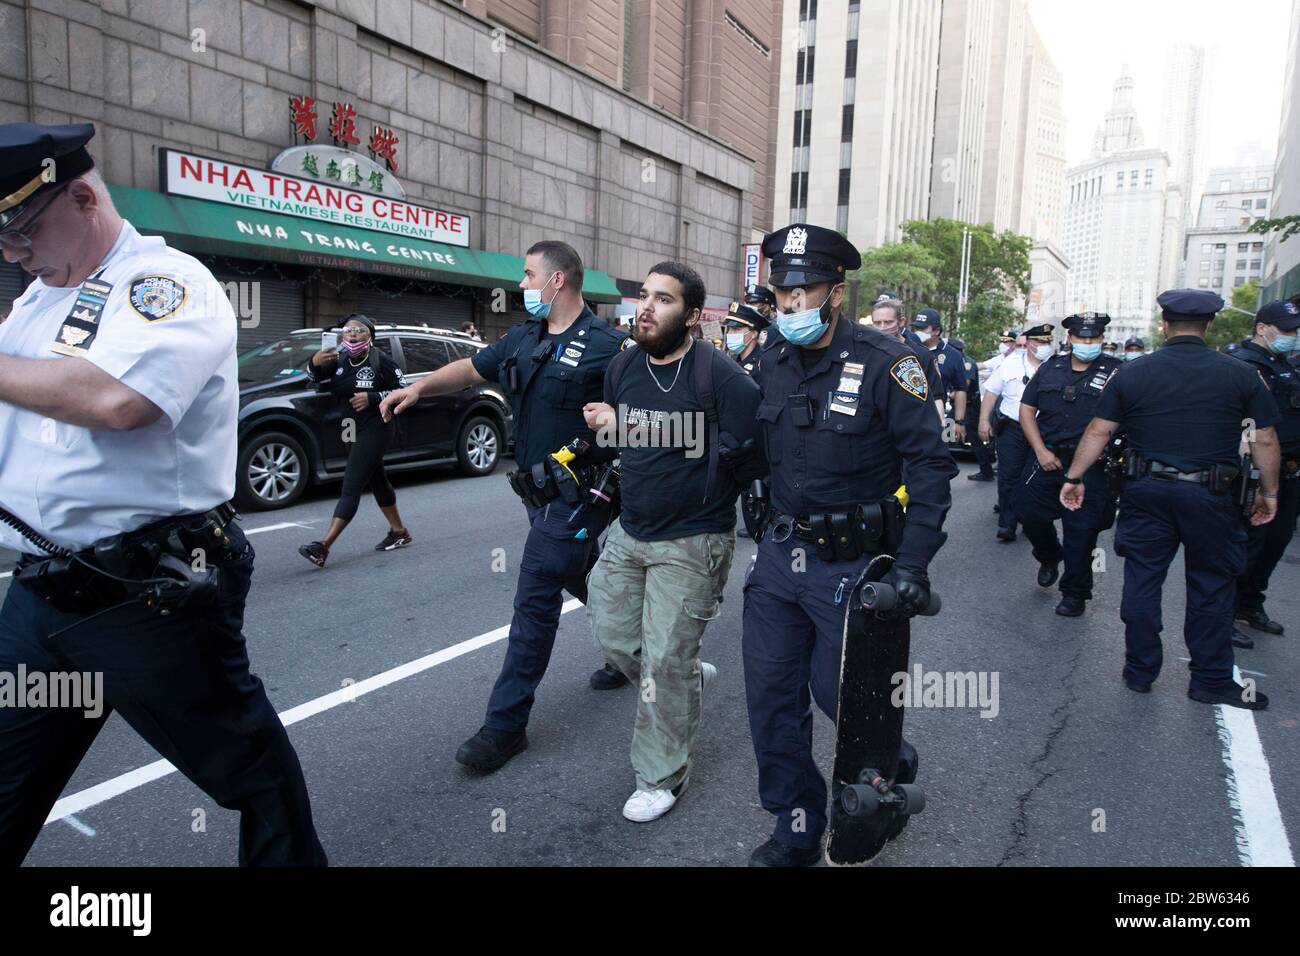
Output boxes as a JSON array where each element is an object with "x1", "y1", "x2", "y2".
[{"x1": 1093, "y1": 67, "x2": 1145, "y2": 156}]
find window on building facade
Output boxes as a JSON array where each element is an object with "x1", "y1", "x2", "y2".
[
  {"x1": 1242, "y1": 199, "x2": 1252, "y2": 208},
  {"x1": 1238, "y1": 242, "x2": 1249, "y2": 252},
  {"x1": 1216, "y1": 243, "x2": 1227, "y2": 251},
  {"x1": 1212, "y1": 277, "x2": 1223, "y2": 287},
  {"x1": 1251, "y1": 259, "x2": 1261, "y2": 270},
  {"x1": 845, "y1": 40, "x2": 857, "y2": 78},
  {"x1": 1252, "y1": 242, "x2": 1263, "y2": 252},
  {"x1": 1235, "y1": 277, "x2": 1246, "y2": 287},
  {"x1": 1216, "y1": 200, "x2": 1228, "y2": 209},
  {"x1": 1198, "y1": 278, "x2": 1210, "y2": 288},
  {"x1": 1201, "y1": 260, "x2": 1211, "y2": 271},
  {"x1": 1202, "y1": 243, "x2": 1212, "y2": 252},
  {"x1": 1256, "y1": 198, "x2": 1267, "y2": 209},
  {"x1": 1220, "y1": 180, "x2": 1231, "y2": 190},
  {"x1": 841, "y1": 104, "x2": 854, "y2": 142},
  {"x1": 1237, "y1": 259, "x2": 1247, "y2": 270},
  {"x1": 1260, "y1": 177, "x2": 1270, "y2": 189}
]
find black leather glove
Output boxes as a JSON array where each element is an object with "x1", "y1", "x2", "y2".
[{"x1": 883, "y1": 566, "x2": 931, "y2": 615}]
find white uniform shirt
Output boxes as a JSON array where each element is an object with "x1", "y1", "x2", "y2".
[
  {"x1": 0, "y1": 221, "x2": 238, "y2": 553},
  {"x1": 983, "y1": 348, "x2": 1039, "y2": 421}
]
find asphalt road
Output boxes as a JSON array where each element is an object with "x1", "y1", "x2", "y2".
[{"x1": 9, "y1": 457, "x2": 1299, "y2": 867}]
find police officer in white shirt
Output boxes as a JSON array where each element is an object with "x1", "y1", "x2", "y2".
[
  {"x1": 0, "y1": 123, "x2": 325, "y2": 866},
  {"x1": 979, "y1": 323, "x2": 1055, "y2": 542}
]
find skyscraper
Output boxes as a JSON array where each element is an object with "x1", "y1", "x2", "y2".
[{"x1": 1159, "y1": 44, "x2": 1210, "y2": 226}]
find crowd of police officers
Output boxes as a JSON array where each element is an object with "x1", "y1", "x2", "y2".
[{"x1": 1, "y1": 121, "x2": 1297, "y2": 869}]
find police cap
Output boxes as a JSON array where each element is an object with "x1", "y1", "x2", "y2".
[
  {"x1": 913, "y1": 307, "x2": 942, "y2": 328},
  {"x1": 1062, "y1": 311, "x2": 1110, "y2": 338},
  {"x1": 1022, "y1": 323, "x2": 1054, "y2": 341},
  {"x1": 724, "y1": 301, "x2": 770, "y2": 332},
  {"x1": 1256, "y1": 299, "x2": 1300, "y2": 332},
  {"x1": 743, "y1": 284, "x2": 776, "y2": 308},
  {"x1": 762, "y1": 223, "x2": 861, "y2": 288},
  {"x1": 0, "y1": 122, "x2": 97, "y2": 230},
  {"x1": 1124, "y1": 335, "x2": 1146, "y2": 349},
  {"x1": 1156, "y1": 288, "x2": 1224, "y2": 321},
  {"x1": 999, "y1": 329, "x2": 1018, "y2": 342}
]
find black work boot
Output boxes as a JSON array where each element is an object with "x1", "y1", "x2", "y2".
[
  {"x1": 1055, "y1": 595, "x2": 1086, "y2": 617},
  {"x1": 1235, "y1": 608, "x2": 1284, "y2": 635},
  {"x1": 1037, "y1": 562, "x2": 1060, "y2": 587},
  {"x1": 748, "y1": 838, "x2": 820, "y2": 867},
  {"x1": 455, "y1": 726, "x2": 528, "y2": 772},
  {"x1": 1188, "y1": 684, "x2": 1269, "y2": 711},
  {"x1": 590, "y1": 663, "x2": 630, "y2": 690},
  {"x1": 1231, "y1": 628, "x2": 1255, "y2": 649}
]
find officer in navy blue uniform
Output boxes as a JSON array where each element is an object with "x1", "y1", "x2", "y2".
[
  {"x1": 743, "y1": 283, "x2": 777, "y2": 321},
  {"x1": 1016, "y1": 312, "x2": 1122, "y2": 617},
  {"x1": 1226, "y1": 299, "x2": 1300, "y2": 647},
  {"x1": 1059, "y1": 290, "x2": 1280, "y2": 709},
  {"x1": 382, "y1": 240, "x2": 627, "y2": 770},
  {"x1": 722, "y1": 300, "x2": 768, "y2": 376},
  {"x1": 742, "y1": 224, "x2": 956, "y2": 866},
  {"x1": 911, "y1": 308, "x2": 970, "y2": 432}
]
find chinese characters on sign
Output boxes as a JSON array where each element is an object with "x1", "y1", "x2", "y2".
[{"x1": 288, "y1": 95, "x2": 401, "y2": 181}]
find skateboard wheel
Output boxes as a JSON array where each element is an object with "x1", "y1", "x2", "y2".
[
  {"x1": 921, "y1": 592, "x2": 942, "y2": 616},
  {"x1": 840, "y1": 784, "x2": 881, "y2": 818},
  {"x1": 894, "y1": 784, "x2": 926, "y2": 816},
  {"x1": 861, "y1": 583, "x2": 897, "y2": 612}
]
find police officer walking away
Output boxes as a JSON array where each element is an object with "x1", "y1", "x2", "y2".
[
  {"x1": 1017, "y1": 313, "x2": 1122, "y2": 616},
  {"x1": 1060, "y1": 290, "x2": 1279, "y2": 709},
  {"x1": 980, "y1": 324, "x2": 1055, "y2": 541},
  {"x1": 1226, "y1": 299, "x2": 1300, "y2": 646},
  {"x1": 381, "y1": 240, "x2": 627, "y2": 771},
  {"x1": 0, "y1": 123, "x2": 326, "y2": 865},
  {"x1": 742, "y1": 224, "x2": 956, "y2": 866}
]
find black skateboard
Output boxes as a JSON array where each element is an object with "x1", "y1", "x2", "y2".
[{"x1": 825, "y1": 555, "x2": 940, "y2": 866}]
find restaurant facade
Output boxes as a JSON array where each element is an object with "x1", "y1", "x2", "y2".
[{"x1": 0, "y1": 0, "x2": 757, "y2": 347}]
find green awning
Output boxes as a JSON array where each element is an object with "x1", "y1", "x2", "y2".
[{"x1": 107, "y1": 185, "x2": 623, "y2": 303}]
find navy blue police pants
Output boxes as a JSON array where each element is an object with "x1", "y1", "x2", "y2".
[
  {"x1": 0, "y1": 524, "x2": 327, "y2": 866},
  {"x1": 741, "y1": 534, "x2": 917, "y2": 850},
  {"x1": 1016, "y1": 459, "x2": 1110, "y2": 599},
  {"x1": 1113, "y1": 478, "x2": 1245, "y2": 691},
  {"x1": 1236, "y1": 470, "x2": 1300, "y2": 616},
  {"x1": 996, "y1": 418, "x2": 1030, "y2": 533},
  {"x1": 483, "y1": 502, "x2": 600, "y2": 733}
]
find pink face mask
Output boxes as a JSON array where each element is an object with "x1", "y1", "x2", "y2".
[{"x1": 340, "y1": 338, "x2": 369, "y2": 356}]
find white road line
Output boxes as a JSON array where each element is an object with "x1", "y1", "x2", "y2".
[
  {"x1": 1214, "y1": 671, "x2": 1294, "y2": 867},
  {"x1": 44, "y1": 598, "x2": 585, "y2": 826},
  {"x1": 1, "y1": 522, "x2": 307, "y2": 581},
  {"x1": 244, "y1": 521, "x2": 311, "y2": 535},
  {"x1": 62, "y1": 815, "x2": 96, "y2": 837}
]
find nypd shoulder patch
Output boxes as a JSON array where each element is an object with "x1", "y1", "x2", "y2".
[
  {"x1": 890, "y1": 355, "x2": 929, "y2": 402},
  {"x1": 128, "y1": 275, "x2": 188, "y2": 322}
]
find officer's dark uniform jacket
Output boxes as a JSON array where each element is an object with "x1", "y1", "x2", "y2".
[
  {"x1": 1229, "y1": 340, "x2": 1300, "y2": 460},
  {"x1": 755, "y1": 318, "x2": 956, "y2": 571},
  {"x1": 1023, "y1": 352, "x2": 1122, "y2": 450},
  {"x1": 928, "y1": 338, "x2": 970, "y2": 401},
  {"x1": 471, "y1": 306, "x2": 626, "y2": 469},
  {"x1": 736, "y1": 345, "x2": 761, "y2": 377},
  {"x1": 1095, "y1": 336, "x2": 1278, "y2": 472}
]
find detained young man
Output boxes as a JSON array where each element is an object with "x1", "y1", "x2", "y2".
[{"x1": 582, "y1": 262, "x2": 762, "y2": 822}]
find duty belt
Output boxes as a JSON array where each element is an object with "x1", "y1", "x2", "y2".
[
  {"x1": 1145, "y1": 462, "x2": 1212, "y2": 484},
  {"x1": 766, "y1": 500, "x2": 903, "y2": 563}
]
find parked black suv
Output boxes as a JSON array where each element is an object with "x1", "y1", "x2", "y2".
[{"x1": 236, "y1": 325, "x2": 512, "y2": 511}]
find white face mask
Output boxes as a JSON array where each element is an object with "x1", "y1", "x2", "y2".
[{"x1": 1034, "y1": 345, "x2": 1053, "y2": 361}]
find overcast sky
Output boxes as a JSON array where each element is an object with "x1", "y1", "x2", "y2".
[{"x1": 1026, "y1": 0, "x2": 1293, "y2": 170}]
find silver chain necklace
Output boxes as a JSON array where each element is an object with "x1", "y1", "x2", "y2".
[{"x1": 645, "y1": 351, "x2": 685, "y2": 393}]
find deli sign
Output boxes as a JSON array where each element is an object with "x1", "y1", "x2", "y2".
[{"x1": 160, "y1": 149, "x2": 471, "y2": 248}]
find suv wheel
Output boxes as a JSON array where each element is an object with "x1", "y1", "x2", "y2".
[
  {"x1": 237, "y1": 431, "x2": 309, "y2": 510},
  {"x1": 457, "y1": 416, "x2": 500, "y2": 476}
]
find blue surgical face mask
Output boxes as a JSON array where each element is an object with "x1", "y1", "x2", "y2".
[
  {"x1": 523, "y1": 272, "x2": 559, "y2": 318},
  {"x1": 1034, "y1": 344, "x2": 1054, "y2": 361},
  {"x1": 725, "y1": 332, "x2": 748, "y2": 354},
  {"x1": 776, "y1": 287, "x2": 836, "y2": 346},
  {"x1": 1268, "y1": 332, "x2": 1296, "y2": 354},
  {"x1": 1072, "y1": 343, "x2": 1103, "y2": 362},
  {"x1": 1124, "y1": 351, "x2": 1143, "y2": 361}
]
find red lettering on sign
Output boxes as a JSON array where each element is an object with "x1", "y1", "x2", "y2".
[
  {"x1": 263, "y1": 173, "x2": 281, "y2": 197},
  {"x1": 283, "y1": 178, "x2": 302, "y2": 201},
  {"x1": 372, "y1": 198, "x2": 388, "y2": 219},
  {"x1": 302, "y1": 184, "x2": 323, "y2": 205},
  {"x1": 178, "y1": 155, "x2": 204, "y2": 183},
  {"x1": 450, "y1": 215, "x2": 464, "y2": 234},
  {"x1": 231, "y1": 168, "x2": 254, "y2": 191},
  {"x1": 323, "y1": 188, "x2": 343, "y2": 211},
  {"x1": 289, "y1": 95, "x2": 318, "y2": 141},
  {"x1": 345, "y1": 192, "x2": 363, "y2": 213},
  {"x1": 329, "y1": 102, "x2": 360, "y2": 147},
  {"x1": 433, "y1": 211, "x2": 448, "y2": 230},
  {"x1": 367, "y1": 125, "x2": 400, "y2": 172}
]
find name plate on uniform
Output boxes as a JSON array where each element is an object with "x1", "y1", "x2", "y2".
[
  {"x1": 831, "y1": 362, "x2": 864, "y2": 416},
  {"x1": 559, "y1": 339, "x2": 587, "y2": 368}
]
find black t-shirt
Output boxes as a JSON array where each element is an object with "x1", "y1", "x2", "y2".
[
  {"x1": 604, "y1": 344, "x2": 762, "y2": 541},
  {"x1": 310, "y1": 347, "x2": 404, "y2": 426}
]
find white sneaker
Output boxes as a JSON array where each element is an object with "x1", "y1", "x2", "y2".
[
  {"x1": 622, "y1": 778, "x2": 688, "y2": 823},
  {"x1": 700, "y1": 661, "x2": 717, "y2": 694}
]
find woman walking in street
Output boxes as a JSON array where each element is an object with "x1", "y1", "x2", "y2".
[{"x1": 299, "y1": 314, "x2": 412, "y2": 567}]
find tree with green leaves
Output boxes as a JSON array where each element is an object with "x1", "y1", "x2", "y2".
[
  {"x1": 847, "y1": 241, "x2": 940, "y2": 317},
  {"x1": 1249, "y1": 215, "x2": 1300, "y2": 244},
  {"x1": 1203, "y1": 279, "x2": 1262, "y2": 350}
]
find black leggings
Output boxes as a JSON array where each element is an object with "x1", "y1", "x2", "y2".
[{"x1": 334, "y1": 420, "x2": 396, "y2": 522}]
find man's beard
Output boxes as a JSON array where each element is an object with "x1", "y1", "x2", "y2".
[{"x1": 634, "y1": 308, "x2": 691, "y2": 359}]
